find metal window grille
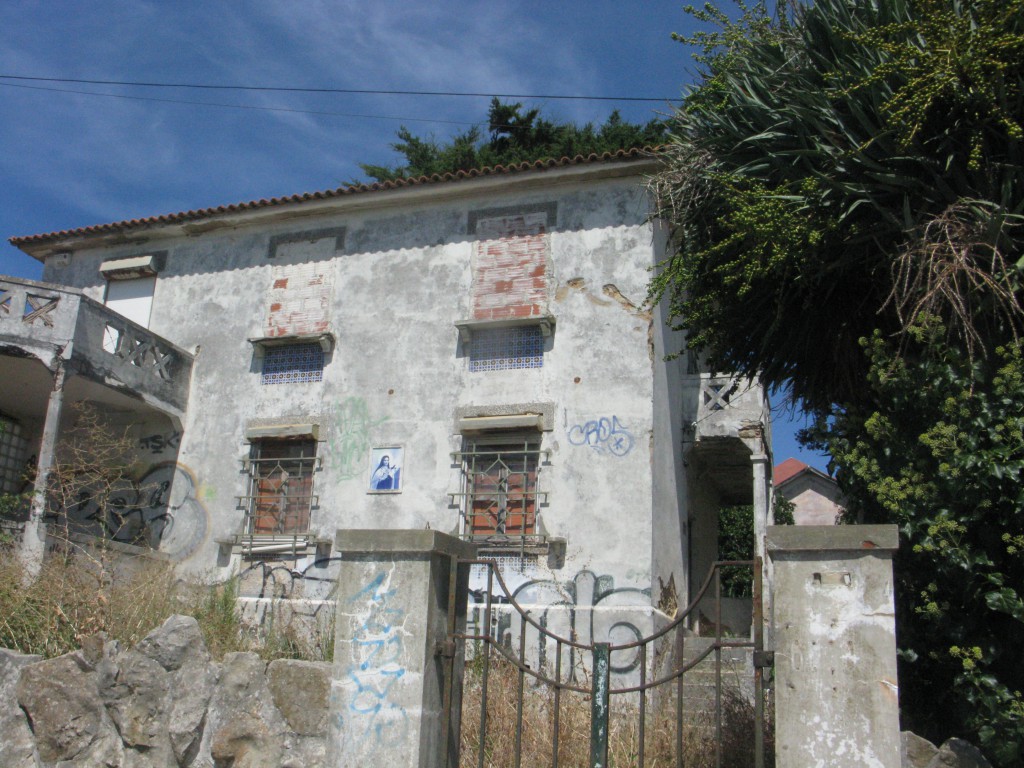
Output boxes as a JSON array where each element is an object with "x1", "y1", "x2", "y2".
[
  {"x1": 469, "y1": 326, "x2": 544, "y2": 372},
  {"x1": 261, "y1": 343, "x2": 324, "y2": 384},
  {"x1": 451, "y1": 436, "x2": 548, "y2": 546},
  {"x1": 0, "y1": 417, "x2": 29, "y2": 496},
  {"x1": 469, "y1": 553, "x2": 537, "y2": 583},
  {"x1": 238, "y1": 439, "x2": 320, "y2": 538}
]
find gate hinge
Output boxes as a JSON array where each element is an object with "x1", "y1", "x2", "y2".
[
  {"x1": 753, "y1": 650, "x2": 775, "y2": 668},
  {"x1": 435, "y1": 639, "x2": 456, "y2": 658}
]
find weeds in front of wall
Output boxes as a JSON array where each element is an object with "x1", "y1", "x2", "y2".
[
  {"x1": 241, "y1": 595, "x2": 336, "y2": 664},
  {"x1": 0, "y1": 540, "x2": 335, "y2": 662},
  {"x1": 459, "y1": 651, "x2": 772, "y2": 768},
  {"x1": 0, "y1": 542, "x2": 179, "y2": 657}
]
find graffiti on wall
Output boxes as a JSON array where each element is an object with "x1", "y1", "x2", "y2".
[
  {"x1": 138, "y1": 430, "x2": 181, "y2": 455},
  {"x1": 567, "y1": 415, "x2": 635, "y2": 457},
  {"x1": 62, "y1": 462, "x2": 208, "y2": 560},
  {"x1": 340, "y1": 570, "x2": 409, "y2": 745},
  {"x1": 330, "y1": 397, "x2": 387, "y2": 480},
  {"x1": 467, "y1": 567, "x2": 651, "y2": 679},
  {"x1": 237, "y1": 556, "x2": 341, "y2": 606}
]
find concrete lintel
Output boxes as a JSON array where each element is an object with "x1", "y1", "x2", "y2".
[
  {"x1": 455, "y1": 401, "x2": 556, "y2": 432},
  {"x1": 99, "y1": 252, "x2": 165, "y2": 279},
  {"x1": 767, "y1": 524, "x2": 899, "y2": 555},
  {"x1": 335, "y1": 529, "x2": 477, "y2": 559},
  {"x1": 245, "y1": 422, "x2": 320, "y2": 441},
  {"x1": 457, "y1": 414, "x2": 543, "y2": 432},
  {"x1": 454, "y1": 314, "x2": 556, "y2": 344},
  {"x1": 248, "y1": 332, "x2": 334, "y2": 356}
]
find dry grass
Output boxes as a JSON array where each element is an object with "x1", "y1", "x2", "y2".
[
  {"x1": 0, "y1": 541, "x2": 333, "y2": 662},
  {"x1": 0, "y1": 544, "x2": 179, "y2": 657},
  {"x1": 458, "y1": 652, "x2": 770, "y2": 768}
]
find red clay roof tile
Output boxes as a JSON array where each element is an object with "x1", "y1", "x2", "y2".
[
  {"x1": 9, "y1": 148, "x2": 656, "y2": 248},
  {"x1": 773, "y1": 458, "x2": 810, "y2": 486}
]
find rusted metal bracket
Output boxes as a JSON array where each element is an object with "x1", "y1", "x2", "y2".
[
  {"x1": 753, "y1": 650, "x2": 775, "y2": 668},
  {"x1": 435, "y1": 638, "x2": 457, "y2": 659}
]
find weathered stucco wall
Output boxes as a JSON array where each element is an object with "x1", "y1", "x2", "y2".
[
  {"x1": 35, "y1": 168, "x2": 703, "y2": 617},
  {"x1": 768, "y1": 524, "x2": 901, "y2": 768}
]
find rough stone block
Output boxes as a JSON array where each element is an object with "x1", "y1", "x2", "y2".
[
  {"x1": 104, "y1": 650, "x2": 170, "y2": 748},
  {"x1": 16, "y1": 653, "x2": 123, "y2": 764},
  {"x1": 928, "y1": 738, "x2": 992, "y2": 768},
  {"x1": 902, "y1": 730, "x2": 939, "y2": 767},
  {"x1": 267, "y1": 659, "x2": 330, "y2": 736},
  {"x1": 0, "y1": 649, "x2": 42, "y2": 768},
  {"x1": 207, "y1": 652, "x2": 286, "y2": 768},
  {"x1": 136, "y1": 614, "x2": 211, "y2": 671}
]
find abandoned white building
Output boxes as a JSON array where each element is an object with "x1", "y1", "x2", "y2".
[{"x1": 1, "y1": 149, "x2": 770, "y2": 644}]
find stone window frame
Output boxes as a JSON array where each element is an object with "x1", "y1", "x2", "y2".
[
  {"x1": 455, "y1": 431, "x2": 546, "y2": 542},
  {"x1": 236, "y1": 424, "x2": 322, "y2": 552}
]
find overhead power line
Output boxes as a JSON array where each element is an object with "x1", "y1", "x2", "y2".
[
  {"x1": 0, "y1": 81, "x2": 483, "y2": 126},
  {"x1": 0, "y1": 74, "x2": 678, "y2": 103}
]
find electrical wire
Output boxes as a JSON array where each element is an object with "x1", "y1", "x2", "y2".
[
  {"x1": 0, "y1": 74, "x2": 679, "y2": 103},
  {"x1": 0, "y1": 81, "x2": 488, "y2": 127}
]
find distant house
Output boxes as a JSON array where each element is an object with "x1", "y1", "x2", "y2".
[{"x1": 773, "y1": 458, "x2": 845, "y2": 525}]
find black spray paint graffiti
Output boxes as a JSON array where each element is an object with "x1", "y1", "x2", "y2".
[
  {"x1": 567, "y1": 416, "x2": 635, "y2": 457},
  {"x1": 138, "y1": 430, "x2": 181, "y2": 455},
  {"x1": 237, "y1": 556, "x2": 343, "y2": 607},
  {"x1": 235, "y1": 556, "x2": 342, "y2": 662},
  {"x1": 61, "y1": 462, "x2": 208, "y2": 560},
  {"x1": 467, "y1": 569, "x2": 651, "y2": 679}
]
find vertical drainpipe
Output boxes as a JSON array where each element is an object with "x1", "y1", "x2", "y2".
[{"x1": 20, "y1": 346, "x2": 70, "y2": 580}]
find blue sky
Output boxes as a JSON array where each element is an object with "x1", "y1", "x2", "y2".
[{"x1": 0, "y1": 0, "x2": 829, "y2": 473}]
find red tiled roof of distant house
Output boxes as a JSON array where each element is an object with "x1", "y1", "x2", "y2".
[{"x1": 773, "y1": 458, "x2": 810, "y2": 486}]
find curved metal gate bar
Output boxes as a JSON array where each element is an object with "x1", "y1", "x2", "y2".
[{"x1": 444, "y1": 557, "x2": 768, "y2": 768}]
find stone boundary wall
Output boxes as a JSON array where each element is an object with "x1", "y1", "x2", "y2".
[{"x1": 0, "y1": 615, "x2": 331, "y2": 768}]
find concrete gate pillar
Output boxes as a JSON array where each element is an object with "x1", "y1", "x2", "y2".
[
  {"x1": 328, "y1": 530, "x2": 475, "y2": 768},
  {"x1": 768, "y1": 525, "x2": 900, "y2": 768}
]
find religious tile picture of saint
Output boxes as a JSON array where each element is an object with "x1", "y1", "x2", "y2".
[{"x1": 368, "y1": 446, "x2": 403, "y2": 493}]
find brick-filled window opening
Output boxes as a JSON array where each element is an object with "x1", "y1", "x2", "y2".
[
  {"x1": 455, "y1": 435, "x2": 544, "y2": 539},
  {"x1": 469, "y1": 326, "x2": 544, "y2": 372},
  {"x1": 242, "y1": 439, "x2": 319, "y2": 536},
  {"x1": 0, "y1": 417, "x2": 30, "y2": 496},
  {"x1": 261, "y1": 343, "x2": 324, "y2": 385}
]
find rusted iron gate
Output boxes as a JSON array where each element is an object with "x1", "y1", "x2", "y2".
[{"x1": 442, "y1": 557, "x2": 770, "y2": 768}]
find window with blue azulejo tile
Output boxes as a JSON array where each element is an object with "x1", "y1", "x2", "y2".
[
  {"x1": 469, "y1": 326, "x2": 544, "y2": 372},
  {"x1": 261, "y1": 343, "x2": 324, "y2": 384}
]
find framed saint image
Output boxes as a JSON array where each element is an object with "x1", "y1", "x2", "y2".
[{"x1": 368, "y1": 446, "x2": 403, "y2": 493}]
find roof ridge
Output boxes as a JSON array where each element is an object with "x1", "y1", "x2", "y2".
[{"x1": 10, "y1": 147, "x2": 660, "y2": 248}]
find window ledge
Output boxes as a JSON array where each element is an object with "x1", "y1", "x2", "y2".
[
  {"x1": 454, "y1": 315, "x2": 555, "y2": 344},
  {"x1": 470, "y1": 535, "x2": 565, "y2": 558},
  {"x1": 248, "y1": 332, "x2": 334, "y2": 357},
  {"x1": 220, "y1": 533, "x2": 331, "y2": 558}
]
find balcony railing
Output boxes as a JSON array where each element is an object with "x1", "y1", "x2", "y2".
[
  {"x1": 0, "y1": 276, "x2": 193, "y2": 418},
  {"x1": 694, "y1": 374, "x2": 768, "y2": 443}
]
